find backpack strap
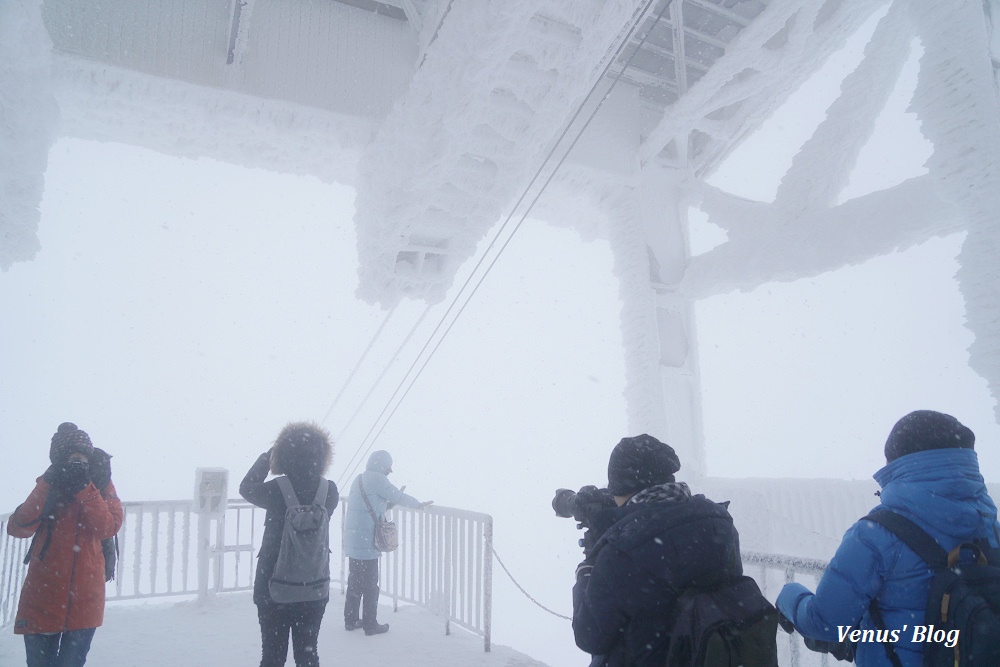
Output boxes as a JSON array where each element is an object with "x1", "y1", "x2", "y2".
[
  {"x1": 312, "y1": 479, "x2": 329, "y2": 507},
  {"x1": 274, "y1": 476, "x2": 301, "y2": 509},
  {"x1": 862, "y1": 509, "x2": 948, "y2": 568},
  {"x1": 862, "y1": 509, "x2": 947, "y2": 667}
]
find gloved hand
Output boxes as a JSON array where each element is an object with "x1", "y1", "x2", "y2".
[
  {"x1": 777, "y1": 611, "x2": 796, "y2": 633},
  {"x1": 803, "y1": 636, "x2": 854, "y2": 662},
  {"x1": 90, "y1": 448, "x2": 113, "y2": 492},
  {"x1": 417, "y1": 500, "x2": 434, "y2": 509},
  {"x1": 52, "y1": 461, "x2": 91, "y2": 497},
  {"x1": 42, "y1": 465, "x2": 59, "y2": 485}
]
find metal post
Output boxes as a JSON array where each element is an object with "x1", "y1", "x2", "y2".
[
  {"x1": 483, "y1": 516, "x2": 493, "y2": 652},
  {"x1": 197, "y1": 512, "x2": 211, "y2": 599}
]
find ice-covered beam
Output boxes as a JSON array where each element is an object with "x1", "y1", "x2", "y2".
[
  {"x1": 640, "y1": 0, "x2": 886, "y2": 174},
  {"x1": 681, "y1": 176, "x2": 964, "y2": 299},
  {"x1": 353, "y1": 0, "x2": 652, "y2": 306},
  {"x1": 0, "y1": 0, "x2": 58, "y2": 270},
  {"x1": 773, "y1": 0, "x2": 913, "y2": 214}
]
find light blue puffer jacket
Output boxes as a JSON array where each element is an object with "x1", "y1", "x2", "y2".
[
  {"x1": 343, "y1": 451, "x2": 420, "y2": 560},
  {"x1": 777, "y1": 448, "x2": 999, "y2": 666}
]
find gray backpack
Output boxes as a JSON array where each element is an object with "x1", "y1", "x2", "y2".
[{"x1": 268, "y1": 477, "x2": 331, "y2": 603}]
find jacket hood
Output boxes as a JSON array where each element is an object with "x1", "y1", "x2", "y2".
[
  {"x1": 366, "y1": 450, "x2": 392, "y2": 475},
  {"x1": 874, "y1": 447, "x2": 997, "y2": 540},
  {"x1": 270, "y1": 421, "x2": 333, "y2": 478}
]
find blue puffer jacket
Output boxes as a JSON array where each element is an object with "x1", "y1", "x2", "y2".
[
  {"x1": 777, "y1": 448, "x2": 1000, "y2": 667},
  {"x1": 343, "y1": 451, "x2": 420, "y2": 560}
]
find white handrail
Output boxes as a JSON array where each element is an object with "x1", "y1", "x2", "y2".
[
  {"x1": 2, "y1": 498, "x2": 495, "y2": 652},
  {"x1": 339, "y1": 500, "x2": 494, "y2": 651},
  {"x1": 4, "y1": 501, "x2": 833, "y2": 662},
  {"x1": 742, "y1": 550, "x2": 832, "y2": 667}
]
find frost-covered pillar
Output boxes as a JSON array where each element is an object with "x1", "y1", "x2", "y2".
[
  {"x1": 0, "y1": 0, "x2": 59, "y2": 270},
  {"x1": 606, "y1": 166, "x2": 705, "y2": 476},
  {"x1": 909, "y1": 0, "x2": 1000, "y2": 424}
]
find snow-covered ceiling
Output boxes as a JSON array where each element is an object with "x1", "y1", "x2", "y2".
[{"x1": 4, "y1": 0, "x2": 1000, "y2": 423}]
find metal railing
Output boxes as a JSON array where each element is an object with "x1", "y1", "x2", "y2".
[
  {"x1": 5, "y1": 499, "x2": 833, "y2": 663},
  {"x1": 742, "y1": 550, "x2": 833, "y2": 667},
  {"x1": 2, "y1": 498, "x2": 494, "y2": 652},
  {"x1": 338, "y1": 502, "x2": 493, "y2": 651},
  {"x1": 1, "y1": 499, "x2": 261, "y2": 627}
]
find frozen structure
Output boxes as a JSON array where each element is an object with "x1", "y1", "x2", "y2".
[{"x1": 2, "y1": 0, "x2": 999, "y2": 554}]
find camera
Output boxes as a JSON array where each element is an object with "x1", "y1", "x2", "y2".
[{"x1": 552, "y1": 485, "x2": 617, "y2": 555}]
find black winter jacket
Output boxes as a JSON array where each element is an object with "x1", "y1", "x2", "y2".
[
  {"x1": 572, "y1": 495, "x2": 742, "y2": 666},
  {"x1": 240, "y1": 452, "x2": 340, "y2": 604}
]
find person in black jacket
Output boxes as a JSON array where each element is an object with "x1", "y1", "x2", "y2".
[
  {"x1": 572, "y1": 434, "x2": 743, "y2": 666},
  {"x1": 240, "y1": 422, "x2": 339, "y2": 667}
]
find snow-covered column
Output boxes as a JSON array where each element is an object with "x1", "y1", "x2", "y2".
[
  {"x1": 987, "y1": 0, "x2": 1000, "y2": 89},
  {"x1": 606, "y1": 166, "x2": 705, "y2": 476},
  {"x1": 909, "y1": 0, "x2": 1000, "y2": 423},
  {"x1": 0, "y1": 0, "x2": 59, "y2": 270}
]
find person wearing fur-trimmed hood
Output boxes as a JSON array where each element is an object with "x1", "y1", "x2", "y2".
[
  {"x1": 342, "y1": 450, "x2": 432, "y2": 635},
  {"x1": 240, "y1": 422, "x2": 339, "y2": 667}
]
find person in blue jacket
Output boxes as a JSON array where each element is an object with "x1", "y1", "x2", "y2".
[
  {"x1": 777, "y1": 410, "x2": 1000, "y2": 667},
  {"x1": 342, "y1": 450, "x2": 432, "y2": 635}
]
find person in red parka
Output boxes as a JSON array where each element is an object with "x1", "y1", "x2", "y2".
[{"x1": 7, "y1": 422, "x2": 124, "y2": 666}]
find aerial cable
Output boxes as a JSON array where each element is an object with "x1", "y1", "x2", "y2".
[
  {"x1": 335, "y1": 303, "x2": 434, "y2": 487},
  {"x1": 338, "y1": 0, "x2": 671, "y2": 481},
  {"x1": 319, "y1": 305, "x2": 398, "y2": 425}
]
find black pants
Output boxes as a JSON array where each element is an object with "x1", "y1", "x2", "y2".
[
  {"x1": 344, "y1": 558, "x2": 381, "y2": 628},
  {"x1": 23, "y1": 628, "x2": 96, "y2": 667},
  {"x1": 256, "y1": 598, "x2": 326, "y2": 667}
]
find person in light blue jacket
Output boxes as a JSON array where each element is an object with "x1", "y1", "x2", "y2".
[
  {"x1": 777, "y1": 410, "x2": 1000, "y2": 667},
  {"x1": 343, "y1": 450, "x2": 432, "y2": 635}
]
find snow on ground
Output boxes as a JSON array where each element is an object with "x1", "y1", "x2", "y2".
[{"x1": 0, "y1": 593, "x2": 548, "y2": 667}]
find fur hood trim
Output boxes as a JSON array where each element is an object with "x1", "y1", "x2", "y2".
[{"x1": 270, "y1": 421, "x2": 333, "y2": 476}]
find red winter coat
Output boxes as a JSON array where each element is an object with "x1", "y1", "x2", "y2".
[{"x1": 7, "y1": 478, "x2": 124, "y2": 634}]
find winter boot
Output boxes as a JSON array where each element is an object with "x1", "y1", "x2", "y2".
[
  {"x1": 364, "y1": 622, "x2": 389, "y2": 636},
  {"x1": 362, "y1": 587, "x2": 389, "y2": 635},
  {"x1": 344, "y1": 591, "x2": 363, "y2": 631}
]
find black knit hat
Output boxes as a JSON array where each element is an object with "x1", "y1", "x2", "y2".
[
  {"x1": 884, "y1": 410, "x2": 975, "y2": 463},
  {"x1": 607, "y1": 434, "x2": 681, "y2": 496},
  {"x1": 49, "y1": 422, "x2": 94, "y2": 464}
]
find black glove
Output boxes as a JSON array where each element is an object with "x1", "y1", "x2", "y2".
[
  {"x1": 777, "y1": 611, "x2": 796, "y2": 633},
  {"x1": 89, "y1": 448, "x2": 113, "y2": 492},
  {"x1": 52, "y1": 461, "x2": 91, "y2": 497},
  {"x1": 42, "y1": 465, "x2": 59, "y2": 485},
  {"x1": 803, "y1": 636, "x2": 854, "y2": 662}
]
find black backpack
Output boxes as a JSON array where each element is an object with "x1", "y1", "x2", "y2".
[
  {"x1": 663, "y1": 574, "x2": 779, "y2": 666},
  {"x1": 864, "y1": 509, "x2": 1000, "y2": 666},
  {"x1": 102, "y1": 536, "x2": 118, "y2": 582}
]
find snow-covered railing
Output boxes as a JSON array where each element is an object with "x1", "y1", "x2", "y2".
[
  {"x1": 0, "y1": 498, "x2": 261, "y2": 627},
  {"x1": 111, "y1": 499, "x2": 260, "y2": 600},
  {"x1": 0, "y1": 514, "x2": 31, "y2": 628},
  {"x1": 338, "y1": 502, "x2": 494, "y2": 652},
  {"x1": 742, "y1": 550, "x2": 833, "y2": 667},
  {"x1": 2, "y1": 499, "x2": 495, "y2": 652}
]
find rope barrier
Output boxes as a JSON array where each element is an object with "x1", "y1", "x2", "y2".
[{"x1": 492, "y1": 546, "x2": 571, "y2": 621}]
